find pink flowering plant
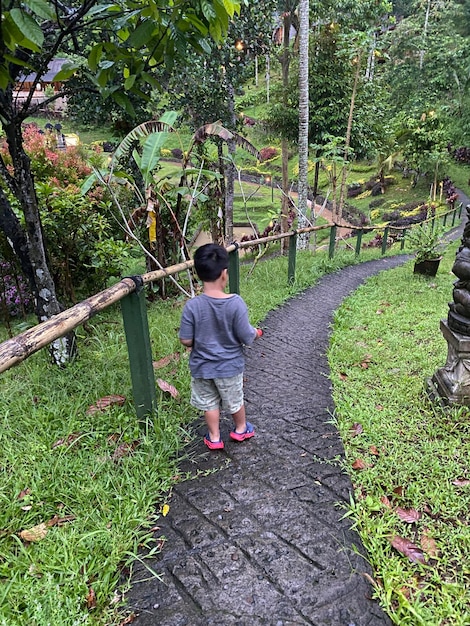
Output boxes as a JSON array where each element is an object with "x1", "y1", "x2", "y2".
[{"x1": 0, "y1": 125, "x2": 130, "y2": 305}]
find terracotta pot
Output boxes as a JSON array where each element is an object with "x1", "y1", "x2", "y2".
[{"x1": 413, "y1": 257, "x2": 442, "y2": 276}]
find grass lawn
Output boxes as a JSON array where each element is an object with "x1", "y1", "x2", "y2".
[{"x1": 329, "y1": 241, "x2": 470, "y2": 625}]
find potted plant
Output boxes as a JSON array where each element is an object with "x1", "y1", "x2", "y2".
[{"x1": 406, "y1": 220, "x2": 447, "y2": 276}]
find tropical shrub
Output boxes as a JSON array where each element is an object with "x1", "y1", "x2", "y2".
[{"x1": 37, "y1": 183, "x2": 131, "y2": 303}]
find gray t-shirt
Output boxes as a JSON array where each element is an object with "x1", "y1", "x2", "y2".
[{"x1": 179, "y1": 293, "x2": 257, "y2": 379}]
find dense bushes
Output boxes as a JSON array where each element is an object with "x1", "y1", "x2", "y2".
[{"x1": 0, "y1": 124, "x2": 132, "y2": 308}]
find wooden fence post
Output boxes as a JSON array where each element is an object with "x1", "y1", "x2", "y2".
[
  {"x1": 288, "y1": 233, "x2": 297, "y2": 285},
  {"x1": 328, "y1": 225, "x2": 336, "y2": 259},
  {"x1": 355, "y1": 229, "x2": 363, "y2": 256},
  {"x1": 401, "y1": 229, "x2": 407, "y2": 250},
  {"x1": 121, "y1": 277, "x2": 157, "y2": 421},
  {"x1": 228, "y1": 245, "x2": 240, "y2": 295},
  {"x1": 381, "y1": 227, "x2": 389, "y2": 255}
]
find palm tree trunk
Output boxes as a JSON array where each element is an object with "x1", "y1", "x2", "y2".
[{"x1": 297, "y1": 0, "x2": 310, "y2": 250}]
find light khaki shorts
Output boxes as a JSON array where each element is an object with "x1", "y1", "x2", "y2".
[{"x1": 190, "y1": 373, "x2": 244, "y2": 413}]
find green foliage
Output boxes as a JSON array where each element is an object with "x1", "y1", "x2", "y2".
[
  {"x1": 37, "y1": 183, "x2": 131, "y2": 302},
  {"x1": 405, "y1": 219, "x2": 447, "y2": 263},
  {"x1": 329, "y1": 246, "x2": 470, "y2": 625}
]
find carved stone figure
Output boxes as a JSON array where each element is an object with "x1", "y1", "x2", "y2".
[{"x1": 448, "y1": 205, "x2": 470, "y2": 334}]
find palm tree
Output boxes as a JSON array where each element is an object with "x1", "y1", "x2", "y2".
[{"x1": 296, "y1": 0, "x2": 310, "y2": 249}]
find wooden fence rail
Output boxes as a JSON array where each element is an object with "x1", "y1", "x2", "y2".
[{"x1": 0, "y1": 206, "x2": 462, "y2": 418}]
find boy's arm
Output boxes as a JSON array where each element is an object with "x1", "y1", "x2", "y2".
[{"x1": 180, "y1": 337, "x2": 193, "y2": 347}]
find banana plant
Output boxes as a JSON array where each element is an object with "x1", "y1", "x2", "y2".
[{"x1": 82, "y1": 112, "x2": 260, "y2": 296}]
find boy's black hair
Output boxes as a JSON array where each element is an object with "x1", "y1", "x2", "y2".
[{"x1": 194, "y1": 243, "x2": 228, "y2": 282}]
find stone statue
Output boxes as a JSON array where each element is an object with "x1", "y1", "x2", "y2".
[{"x1": 448, "y1": 205, "x2": 470, "y2": 334}]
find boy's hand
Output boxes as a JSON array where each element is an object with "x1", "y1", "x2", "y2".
[{"x1": 256, "y1": 328, "x2": 263, "y2": 338}]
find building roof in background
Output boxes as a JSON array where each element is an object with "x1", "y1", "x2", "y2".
[{"x1": 19, "y1": 58, "x2": 68, "y2": 83}]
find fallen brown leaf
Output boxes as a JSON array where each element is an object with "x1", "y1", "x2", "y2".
[
  {"x1": 396, "y1": 507, "x2": 421, "y2": 524},
  {"x1": 52, "y1": 432, "x2": 81, "y2": 449},
  {"x1": 153, "y1": 353, "x2": 180, "y2": 370},
  {"x1": 112, "y1": 440, "x2": 140, "y2": 461},
  {"x1": 352, "y1": 458, "x2": 369, "y2": 470},
  {"x1": 381, "y1": 495, "x2": 392, "y2": 509},
  {"x1": 369, "y1": 445, "x2": 380, "y2": 456},
  {"x1": 156, "y1": 379, "x2": 179, "y2": 398},
  {"x1": 393, "y1": 486, "x2": 405, "y2": 497},
  {"x1": 17, "y1": 488, "x2": 31, "y2": 500},
  {"x1": 86, "y1": 587, "x2": 97, "y2": 609},
  {"x1": 389, "y1": 535, "x2": 426, "y2": 563},
  {"x1": 350, "y1": 423, "x2": 363, "y2": 437},
  {"x1": 119, "y1": 613, "x2": 136, "y2": 625},
  {"x1": 19, "y1": 523, "x2": 48, "y2": 542},
  {"x1": 86, "y1": 395, "x2": 126, "y2": 415},
  {"x1": 452, "y1": 478, "x2": 470, "y2": 486},
  {"x1": 420, "y1": 530, "x2": 438, "y2": 558}
]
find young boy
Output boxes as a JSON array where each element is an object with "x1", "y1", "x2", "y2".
[{"x1": 179, "y1": 243, "x2": 262, "y2": 450}]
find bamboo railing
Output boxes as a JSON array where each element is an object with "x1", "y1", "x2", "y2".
[{"x1": 0, "y1": 205, "x2": 462, "y2": 418}]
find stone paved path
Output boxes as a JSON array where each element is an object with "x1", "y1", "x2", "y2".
[
  {"x1": 124, "y1": 256, "x2": 420, "y2": 626},
  {"x1": 124, "y1": 192, "x2": 470, "y2": 626}
]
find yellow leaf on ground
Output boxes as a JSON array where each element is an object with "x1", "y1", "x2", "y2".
[
  {"x1": 162, "y1": 504, "x2": 170, "y2": 517},
  {"x1": 19, "y1": 522, "x2": 48, "y2": 542}
]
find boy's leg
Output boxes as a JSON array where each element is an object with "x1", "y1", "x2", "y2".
[
  {"x1": 230, "y1": 404, "x2": 255, "y2": 441},
  {"x1": 232, "y1": 404, "x2": 247, "y2": 434},
  {"x1": 205, "y1": 408, "x2": 221, "y2": 442}
]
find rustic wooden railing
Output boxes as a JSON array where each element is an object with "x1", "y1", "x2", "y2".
[{"x1": 0, "y1": 203, "x2": 462, "y2": 419}]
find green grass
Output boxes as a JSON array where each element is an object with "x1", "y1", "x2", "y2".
[
  {"x1": 328, "y1": 241, "x2": 470, "y2": 625},
  {"x1": 25, "y1": 116, "x2": 119, "y2": 145}
]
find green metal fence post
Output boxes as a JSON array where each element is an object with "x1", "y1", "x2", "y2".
[
  {"x1": 381, "y1": 227, "x2": 389, "y2": 255},
  {"x1": 443, "y1": 212, "x2": 448, "y2": 227},
  {"x1": 229, "y1": 245, "x2": 240, "y2": 295},
  {"x1": 120, "y1": 277, "x2": 157, "y2": 421},
  {"x1": 328, "y1": 225, "x2": 337, "y2": 259},
  {"x1": 452, "y1": 209, "x2": 457, "y2": 227},
  {"x1": 288, "y1": 232, "x2": 297, "y2": 285},
  {"x1": 355, "y1": 229, "x2": 363, "y2": 256},
  {"x1": 459, "y1": 202, "x2": 463, "y2": 218},
  {"x1": 401, "y1": 228, "x2": 407, "y2": 250}
]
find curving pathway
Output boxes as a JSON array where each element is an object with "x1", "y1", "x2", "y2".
[{"x1": 124, "y1": 195, "x2": 468, "y2": 625}]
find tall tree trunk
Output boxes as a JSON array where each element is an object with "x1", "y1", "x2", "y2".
[
  {"x1": 1, "y1": 114, "x2": 76, "y2": 364},
  {"x1": 297, "y1": 0, "x2": 310, "y2": 250},
  {"x1": 338, "y1": 52, "x2": 362, "y2": 222},
  {"x1": 419, "y1": 0, "x2": 432, "y2": 70},
  {"x1": 280, "y1": 11, "x2": 294, "y2": 254},
  {"x1": 225, "y1": 81, "x2": 237, "y2": 243}
]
